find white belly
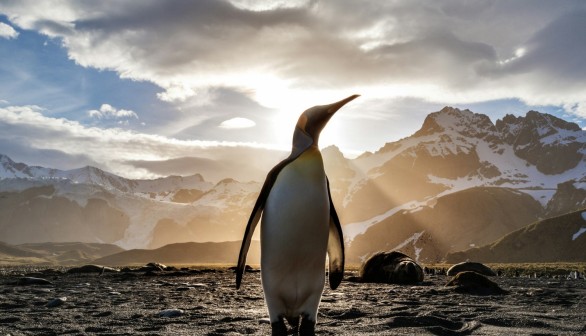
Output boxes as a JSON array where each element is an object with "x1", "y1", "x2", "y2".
[{"x1": 260, "y1": 149, "x2": 329, "y2": 319}]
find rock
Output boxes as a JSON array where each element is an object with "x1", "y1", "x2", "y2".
[
  {"x1": 67, "y1": 265, "x2": 119, "y2": 274},
  {"x1": 46, "y1": 297, "x2": 67, "y2": 308},
  {"x1": 359, "y1": 251, "x2": 424, "y2": 284},
  {"x1": 229, "y1": 265, "x2": 259, "y2": 273},
  {"x1": 447, "y1": 262, "x2": 496, "y2": 277},
  {"x1": 15, "y1": 277, "x2": 53, "y2": 286},
  {"x1": 446, "y1": 271, "x2": 507, "y2": 295},
  {"x1": 158, "y1": 309, "x2": 184, "y2": 318},
  {"x1": 138, "y1": 262, "x2": 170, "y2": 272}
]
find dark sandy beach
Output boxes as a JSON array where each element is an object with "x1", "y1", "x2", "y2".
[{"x1": 1, "y1": 266, "x2": 585, "y2": 335}]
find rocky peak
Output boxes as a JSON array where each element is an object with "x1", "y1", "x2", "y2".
[
  {"x1": 216, "y1": 178, "x2": 238, "y2": 186},
  {"x1": 525, "y1": 111, "x2": 581, "y2": 132},
  {"x1": 413, "y1": 106, "x2": 497, "y2": 140},
  {"x1": 322, "y1": 145, "x2": 355, "y2": 182},
  {"x1": 0, "y1": 154, "x2": 43, "y2": 179},
  {"x1": 0, "y1": 154, "x2": 18, "y2": 171},
  {"x1": 322, "y1": 145, "x2": 347, "y2": 162},
  {"x1": 190, "y1": 173, "x2": 205, "y2": 182},
  {"x1": 495, "y1": 110, "x2": 585, "y2": 175},
  {"x1": 0, "y1": 153, "x2": 12, "y2": 164},
  {"x1": 496, "y1": 111, "x2": 582, "y2": 144}
]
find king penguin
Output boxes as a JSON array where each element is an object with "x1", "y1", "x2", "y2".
[{"x1": 236, "y1": 94, "x2": 359, "y2": 335}]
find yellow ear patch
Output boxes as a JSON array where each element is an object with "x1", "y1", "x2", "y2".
[{"x1": 297, "y1": 114, "x2": 308, "y2": 130}]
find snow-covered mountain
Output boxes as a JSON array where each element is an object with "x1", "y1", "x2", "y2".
[
  {"x1": 1, "y1": 107, "x2": 585, "y2": 263},
  {"x1": 340, "y1": 107, "x2": 585, "y2": 262},
  {"x1": 0, "y1": 154, "x2": 212, "y2": 199}
]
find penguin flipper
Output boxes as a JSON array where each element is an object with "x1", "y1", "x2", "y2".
[
  {"x1": 326, "y1": 177, "x2": 345, "y2": 290},
  {"x1": 235, "y1": 156, "x2": 299, "y2": 289}
]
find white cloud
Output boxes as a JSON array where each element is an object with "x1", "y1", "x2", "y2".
[
  {"x1": 0, "y1": 22, "x2": 18, "y2": 39},
  {"x1": 219, "y1": 117, "x2": 256, "y2": 129},
  {"x1": 88, "y1": 104, "x2": 138, "y2": 119},
  {"x1": 0, "y1": 104, "x2": 285, "y2": 180},
  {"x1": 1, "y1": 1, "x2": 586, "y2": 120}
]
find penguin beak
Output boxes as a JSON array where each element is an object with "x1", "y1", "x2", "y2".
[{"x1": 327, "y1": 94, "x2": 360, "y2": 114}]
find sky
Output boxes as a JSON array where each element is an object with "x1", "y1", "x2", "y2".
[{"x1": 1, "y1": 0, "x2": 586, "y2": 182}]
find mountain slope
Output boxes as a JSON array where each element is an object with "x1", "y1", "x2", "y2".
[
  {"x1": 347, "y1": 187, "x2": 543, "y2": 263},
  {"x1": 0, "y1": 241, "x2": 125, "y2": 265},
  {"x1": 93, "y1": 241, "x2": 260, "y2": 266},
  {"x1": 0, "y1": 185, "x2": 131, "y2": 244},
  {"x1": 446, "y1": 209, "x2": 586, "y2": 263}
]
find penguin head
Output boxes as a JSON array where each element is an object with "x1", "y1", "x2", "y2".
[{"x1": 292, "y1": 94, "x2": 359, "y2": 151}]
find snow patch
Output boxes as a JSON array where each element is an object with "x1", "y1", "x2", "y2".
[
  {"x1": 344, "y1": 200, "x2": 425, "y2": 242},
  {"x1": 392, "y1": 231, "x2": 425, "y2": 262}
]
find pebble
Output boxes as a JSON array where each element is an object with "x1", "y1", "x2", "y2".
[
  {"x1": 175, "y1": 287, "x2": 193, "y2": 291},
  {"x1": 47, "y1": 297, "x2": 67, "y2": 308},
  {"x1": 158, "y1": 309, "x2": 184, "y2": 317},
  {"x1": 258, "y1": 317, "x2": 271, "y2": 324},
  {"x1": 67, "y1": 265, "x2": 119, "y2": 274},
  {"x1": 15, "y1": 277, "x2": 53, "y2": 286}
]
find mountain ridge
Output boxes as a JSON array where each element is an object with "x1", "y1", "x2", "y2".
[
  {"x1": 1, "y1": 107, "x2": 585, "y2": 262},
  {"x1": 445, "y1": 208, "x2": 586, "y2": 263}
]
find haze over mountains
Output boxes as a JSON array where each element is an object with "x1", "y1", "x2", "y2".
[{"x1": 1, "y1": 107, "x2": 585, "y2": 265}]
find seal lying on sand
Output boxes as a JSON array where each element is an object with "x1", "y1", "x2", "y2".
[
  {"x1": 446, "y1": 271, "x2": 507, "y2": 295},
  {"x1": 360, "y1": 251, "x2": 424, "y2": 284},
  {"x1": 447, "y1": 262, "x2": 496, "y2": 277}
]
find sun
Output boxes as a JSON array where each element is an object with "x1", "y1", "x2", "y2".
[
  {"x1": 268, "y1": 97, "x2": 350, "y2": 152},
  {"x1": 243, "y1": 73, "x2": 359, "y2": 151}
]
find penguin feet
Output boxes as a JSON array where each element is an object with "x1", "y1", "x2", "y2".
[
  {"x1": 288, "y1": 316, "x2": 300, "y2": 334},
  {"x1": 271, "y1": 314, "x2": 315, "y2": 335},
  {"x1": 299, "y1": 313, "x2": 316, "y2": 336},
  {"x1": 271, "y1": 316, "x2": 288, "y2": 336}
]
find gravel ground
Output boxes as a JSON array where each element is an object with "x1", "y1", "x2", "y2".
[{"x1": 1, "y1": 266, "x2": 585, "y2": 335}]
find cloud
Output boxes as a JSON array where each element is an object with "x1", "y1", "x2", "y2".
[
  {"x1": 88, "y1": 103, "x2": 138, "y2": 119},
  {"x1": 219, "y1": 117, "x2": 256, "y2": 129},
  {"x1": 1, "y1": 1, "x2": 586, "y2": 121},
  {"x1": 0, "y1": 22, "x2": 18, "y2": 39},
  {"x1": 0, "y1": 104, "x2": 286, "y2": 180}
]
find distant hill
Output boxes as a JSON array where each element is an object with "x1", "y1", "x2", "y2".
[
  {"x1": 0, "y1": 241, "x2": 46, "y2": 259},
  {"x1": 93, "y1": 241, "x2": 260, "y2": 266},
  {"x1": 0, "y1": 241, "x2": 125, "y2": 265},
  {"x1": 446, "y1": 209, "x2": 586, "y2": 263}
]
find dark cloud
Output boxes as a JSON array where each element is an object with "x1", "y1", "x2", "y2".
[
  {"x1": 507, "y1": 10, "x2": 586, "y2": 81},
  {"x1": 368, "y1": 30, "x2": 497, "y2": 87},
  {"x1": 1, "y1": 0, "x2": 586, "y2": 171},
  {"x1": 3, "y1": 0, "x2": 586, "y2": 108}
]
